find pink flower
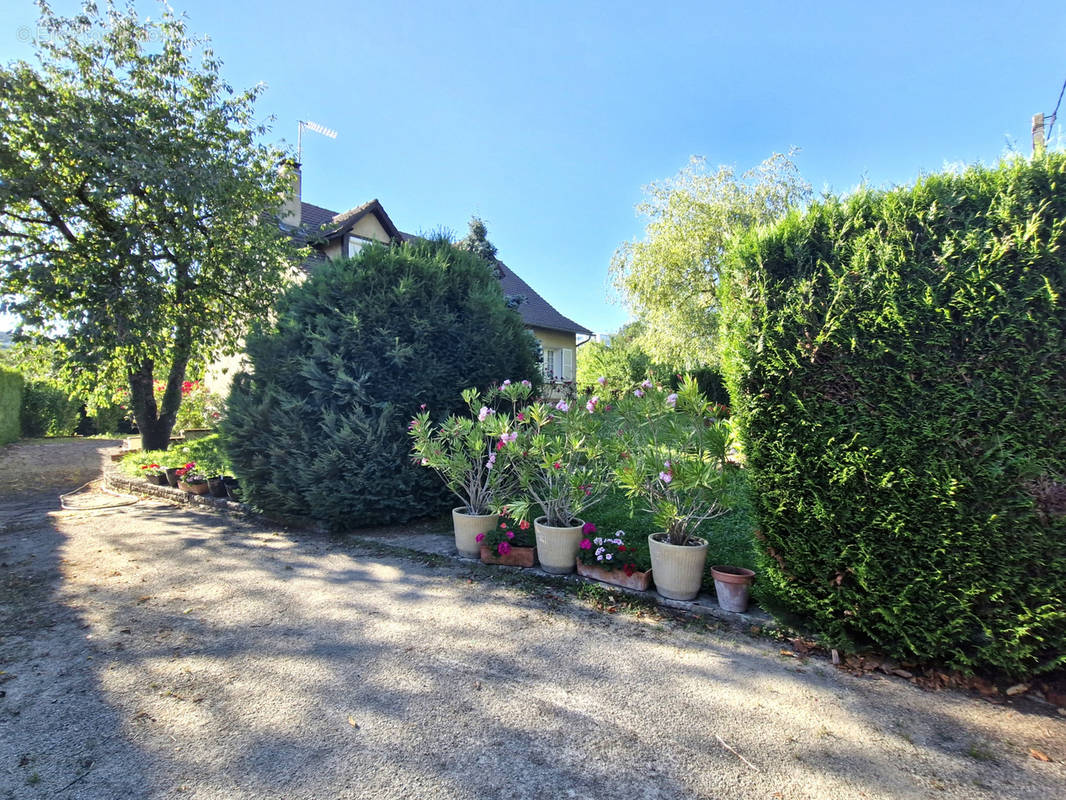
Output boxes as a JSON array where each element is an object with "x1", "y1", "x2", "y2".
[
  {"x1": 553, "y1": 461, "x2": 562, "y2": 470},
  {"x1": 475, "y1": 533, "x2": 485, "y2": 542},
  {"x1": 522, "y1": 379, "x2": 532, "y2": 387},
  {"x1": 518, "y1": 519, "x2": 530, "y2": 530},
  {"x1": 500, "y1": 522, "x2": 507, "y2": 528},
  {"x1": 582, "y1": 522, "x2": 597, "y2": 535},
  {"x1": 497, "y1": 541, "x2": 512, "y2": 555},
  {"x1": 597, "y1": 376, "x2": 607, "y2": 386},
  {"x1": 641, "y1": 380, "x2": 653, "y2": 390},
  {"x1": 634, "y1": 389, "x2": 644, "y2": 397},
  {"x1": 666, "y1": 393, "x2": 678, "y2": 408},
  {"x1": 517, "y1": 412, "x2": 525, "y2": 421},
  {"x1": 420, "y1": 403, "x2": 427, "y2": 410},
  {"x1": 506, "y1": 530, "x2": 514, "y2": 539},
  {"x1": 555, "y1": 400, "x2": 569, "y2": 412},
  {"x1": 478, "y1": 406, "x2": 495, "y2": 422},
  {"x1": 499, "y1": 432, "x2": 518, "y2": 446},
  {"x1": 579, "y1": 538, "x2": 592, "y2": 550},
  {"x1": 496, "y1": 440, "x2": 505, "y2": 451},
  {"x1": 586, "y1": 395, "x2": 599, "y2": 413},
  {"x1": 659, "y1": 471, "x2": 673, "y2": 483},
  {"x1": 420, "y1": 458, "x2": 429, "y2": 466},
  {"x1": 502, "y1": 379, "x2": 511, "y2": 387}
]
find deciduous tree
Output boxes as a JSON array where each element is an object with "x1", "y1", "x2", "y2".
[
  {"x1": 610, "y1": 151, "x2": 810, "y2": 366},
  {"x1": 0, "y1": 1, "x2": 298, "y2": 449}
]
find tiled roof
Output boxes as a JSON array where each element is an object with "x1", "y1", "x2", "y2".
[
  {"x1": 299, "y1": 200, "x2": 401, "y2": 241},
  {"x1": 497, "y1": 262, "x2": 593, "y2": 335},
  {"x1": 300, "y1": 201, "x2": 337, "y2": 229},
  {"x1": 294, "y1": 203, "x2": 591, "y2": 336}
]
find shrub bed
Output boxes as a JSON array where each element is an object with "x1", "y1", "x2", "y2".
[{"x1": 720, "y1": 155, "x2": 1066, "y2": 676}]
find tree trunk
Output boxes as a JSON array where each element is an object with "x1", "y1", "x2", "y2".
[
  {"x1": 129, "y1": 358, "x2": 172, "y2": 451},
  {"x1": 127, "y1": 332, "x2": 192, "y2": 451}
]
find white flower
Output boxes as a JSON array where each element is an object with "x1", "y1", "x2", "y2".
[{"x1": 604, "y1": 553, "x2": 613, "y2": 561}]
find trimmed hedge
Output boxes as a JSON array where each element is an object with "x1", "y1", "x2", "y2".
[
  {"x1": 20, "y1": 378, "x2": 82, "y2": 438},
  {"x1": 0, "y1": 366, "x2": 22, "y2": 445},
  {"x1": 720, "y1": 155, "x2": 1066, "y2": 677},
  {"x1": 224, "y1": 238, "x2": 542, "y2": 531}
]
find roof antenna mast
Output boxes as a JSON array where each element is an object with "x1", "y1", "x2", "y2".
[{"x1": 297, "y1": 119, "x2": 338, "y2": 162}]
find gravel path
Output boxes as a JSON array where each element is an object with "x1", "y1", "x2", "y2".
[{"x1": 1, "y1": 439, "x2": 1064, "y2": 799}]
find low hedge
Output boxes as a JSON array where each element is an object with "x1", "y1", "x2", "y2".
[
  {"x1": 720, "y1": 155, "x2": 1066, "y2": 677},
  {"x1": 20, "y1": 378, "x2": 81, "y2": 438},
  {"x1": 0, "y1": 366, "x2": 22, "y2": 445}
]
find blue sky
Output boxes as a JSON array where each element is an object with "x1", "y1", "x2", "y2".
[{"x1": 2, "y1": 0, "x2": 1065, "y2": 335}]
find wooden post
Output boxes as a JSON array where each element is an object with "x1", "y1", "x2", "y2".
[{"x1": 1032, "y1": 112, "x2": 1046, "y2": 156}]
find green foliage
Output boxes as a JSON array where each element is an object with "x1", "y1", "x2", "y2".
[
  {"x1": 410, "y1": 383, "x2": 532, "y2": 515},
  {"x1": 19, "y1": 378, "x2": 80, "y2": 438},
  {"x1": 720, "y1": 154, "x2": 1066, "y2": 677},
  {"x1": 504, "y1": 396, "x2": 616, "y2": 527},
  {"x1": 120, "y1": 434, "x2": 232, "y2": 478},
  {"x1": 0, "y1": 2, "x2": 299, "y2": 449},
  {"x1": 611, "y1": 151, "x2": 810, "y2": 366},
  {"x1": 0, "y1": 365, "x2": 21, "y2": 445},
  {"x1": 223, "y1": 238, "x2": 542, "y2": 531},
  {"x1": 611, "y1": 376, "x2": 736, "y2": 544},
  {"x1": 576, "y1": 322, "x2": 730, "y2": 404}
]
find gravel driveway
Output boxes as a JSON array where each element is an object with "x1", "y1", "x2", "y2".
[{"x1": 1, "y1": 439, "x2": 1063, "y2": 799}]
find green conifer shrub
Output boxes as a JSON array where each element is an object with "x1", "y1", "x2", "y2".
[
  {"x1": 720, "y1": 155, "x2": 1066, "y2": 677},
  {"x1": 223, "y1": 238, "x2": 542, "y2": 530}
]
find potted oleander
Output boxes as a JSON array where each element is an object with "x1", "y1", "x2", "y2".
[
  {"x1": 505, "y1": 393, "x2": 613, "y2": 574},
  {"x1": 410, "y1": 382, "x2": 532, "y2": 558},
  {"x1": 614, "y1": 376, "x2": 739, "y2": 602}
]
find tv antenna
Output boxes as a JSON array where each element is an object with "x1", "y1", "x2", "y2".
[{"x1": 297, "y1": 119, "x2": 338, "y2": 162}]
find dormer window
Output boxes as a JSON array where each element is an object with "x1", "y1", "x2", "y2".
[{"x1": 348, "y1": 236, "x2": 371, "y2": 258}]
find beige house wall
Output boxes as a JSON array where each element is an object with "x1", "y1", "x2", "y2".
[{"x1": 351, "y1": 215, "x2": 391, "y2": 242}]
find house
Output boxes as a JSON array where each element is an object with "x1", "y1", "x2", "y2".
[{"x1": 279, "y1": 164, "x2": 592, "y2": 387}]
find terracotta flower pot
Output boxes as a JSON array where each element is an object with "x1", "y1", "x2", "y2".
[
  {"x1": 178, "y1": 480, "x2": 211, "y2": 495},
  {"x1": 480, "y1": 544, "x2": 536, "y2": 567},
  {"x1": 711, "y1": 565, "x2": 755, "y2": 613},
  {"x1": 648, "y1": 533, "x2": 708, "y2": 601},
  {"x1": 452, "y1": 507, "x2": 499, "y2": 558},
  {"x1": 576, "y1": 560, "x2": 652, "y2": 591},
  {"x1": 533, "y1": 517, "x2": 585, "y2": 574}
]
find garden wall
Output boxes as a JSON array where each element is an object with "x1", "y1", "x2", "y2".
[{"x1": 720, "y1": 155, "x2": 1066, "y2": 677}]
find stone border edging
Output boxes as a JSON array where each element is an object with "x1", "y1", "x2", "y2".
[
  {"x1": 104, "y1": 469, "x2": 248, "y2": 513},
  {"x1": 347, "y1": 533, "x2": 778, "y2": 631}
]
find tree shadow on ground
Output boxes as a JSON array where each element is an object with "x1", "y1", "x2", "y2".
[{"x1": 2, "y1": 440, "x2": 1064, "y2": 799}]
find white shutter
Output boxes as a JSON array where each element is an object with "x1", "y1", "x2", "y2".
[{"x1": 562, "y1": 348, "x2": 574, "y2": 381}]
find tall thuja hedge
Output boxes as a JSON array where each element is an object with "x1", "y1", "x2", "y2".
[
  {"x1": 720, "y1": 155, "x2": 1066, "y2": 677},
  {"x1": 223, "y1": 237, "x2": 541, "y2": 530},
  {"x1": 0, "y1": 366, "x2": 22, "y2": 445}
]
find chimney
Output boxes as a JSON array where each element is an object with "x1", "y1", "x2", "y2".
[{"x1": 280, "y1": 159, "x2": 302, "y2": 227}]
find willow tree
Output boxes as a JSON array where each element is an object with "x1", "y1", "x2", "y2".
[
  {"x1": 610, "y1": 151, "x2": 810, "y2": 366},
  {"x1": 0, "y1": 2, "x2": 298, "y2": 449}
]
